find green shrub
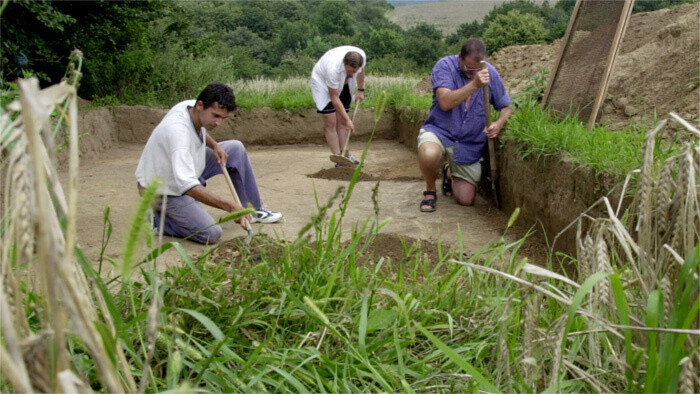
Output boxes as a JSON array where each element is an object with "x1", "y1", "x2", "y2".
[
  {"x1": 403, "y1": 23, "x2": 447, "y2": 70},
  {"x1": 447, "y1": 20, "x2": 482, "y2": 46},
  {"x1": 367, "y1": 28, "x2": 404, "y2": 59},
  {"x1": 272, "y1": 52, "x2": 317, "y2": 79},
  {"x1": 483, "y1": 10, "x2": 547, "y2": 54},
  {"x1": 313, "y1": 0, "x2": 355, "y2": 36},
  {"x1": 365, "y1": 55, "x2": 424, "y2": 76}
]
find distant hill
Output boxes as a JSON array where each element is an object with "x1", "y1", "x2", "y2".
[
  {"x1": 387, "y1": 0, "x2": 447, "y2": 6},
  {"x1": 389, "y1": 0, "x2": 545, "y2": 35}
]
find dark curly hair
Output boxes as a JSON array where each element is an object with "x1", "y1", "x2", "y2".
[{"x1": 196, "y1": 82, "x2": 237, "y2": 111}]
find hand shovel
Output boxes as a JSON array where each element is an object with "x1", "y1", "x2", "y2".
[
  {"x1": 329, "y1": 100, "x2": 360, "y2": 168},
  {"x1": 481, "y1": 60, "x2": 502, "y2": 209}
]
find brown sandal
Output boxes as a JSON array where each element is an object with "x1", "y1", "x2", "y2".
[{"x1": 420, "y1": 191, "x2": 437, "y2": 212}]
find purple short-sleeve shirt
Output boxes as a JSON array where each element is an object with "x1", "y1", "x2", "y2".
[{"x1": 422, "y1": 55, "x2": 510, "y2": 165}]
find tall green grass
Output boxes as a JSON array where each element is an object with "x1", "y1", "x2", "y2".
[
  {"x1": 230, "y1": 75, "x2": 427, "y2": 113},
  {"x1": 503, "y1": 101, "x2": 681, "y2": 177}
]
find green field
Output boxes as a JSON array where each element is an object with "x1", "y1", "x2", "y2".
[{"x1": 389, "y1": 0, "x2": 547, "y2": 34}]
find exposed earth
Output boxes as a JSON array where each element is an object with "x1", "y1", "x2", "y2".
[
  {"x1": 59, "y1": 4, "x2": 697, "y2": 275},
  {"x1": 64, "y1": 138, "x2": 547, "y2": 275}
]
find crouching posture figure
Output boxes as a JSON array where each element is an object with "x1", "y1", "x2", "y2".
[
  {"x1": 418, "y1": 38, "x2": 512, "y2": 212},
  {"x1": 135, "y1": 82, "x2": 282, "y2": 244}
]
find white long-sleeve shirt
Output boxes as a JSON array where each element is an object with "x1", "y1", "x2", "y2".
[{"x1": 135, "y1": 100, "x2": 207, "y2": 196}]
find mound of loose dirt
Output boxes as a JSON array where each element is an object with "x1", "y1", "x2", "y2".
[
  {"x1": 488, "y1": 42, "x2": 559, "y2": 97},
  {"x1": 307, "y1": 166, "x2": 381, "y2": 181},
  {"x1": 208, "y1": 233, "x2": 287, "y2": 266},
  {"x1": 342, "y1": 233, "x2": 470, "y2": 279},
  {"x1": 207, "y1": 232, "x2": 462, "y2": 277},
  {"x1": 416, "y1": 3, "x2": 700, "y2": 130}
]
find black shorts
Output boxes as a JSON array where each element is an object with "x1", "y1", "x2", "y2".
[{"x1": 318, "y1": 83, "x2": 351, "y2": 114}]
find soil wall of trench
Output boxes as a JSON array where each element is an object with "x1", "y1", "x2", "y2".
[{"x1": 67, "y1": 105, "x2": 624, "y2": 257}]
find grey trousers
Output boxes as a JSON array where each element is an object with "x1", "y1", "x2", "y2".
[{"x1": 152, "y1": 140, "x2": 262, "y2": 244}]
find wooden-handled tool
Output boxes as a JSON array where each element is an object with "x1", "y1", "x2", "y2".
[
  {"x1": 481, "y1": 60, "x2": 502, "y2": 209},
  {"x1": 329, "y1": 100, "x2": 360, "y2": 167},
  {"x1": 220, "y1": 163, "x2": 254, "y2": 240}
]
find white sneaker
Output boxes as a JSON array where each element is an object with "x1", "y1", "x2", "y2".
[{"x1": 251, "y1": 208, "x2": 282, "y2": 224}]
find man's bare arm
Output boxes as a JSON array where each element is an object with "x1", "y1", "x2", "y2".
[
  {"x1": 185, "y1": 184, "x2": 241, "y2": 212},
  {"x1": 435, "y1": 69, "x2": 489, "y2": 111},
  {"x1": 356, "y1": 69, "x2": 366, "y2": 101}
]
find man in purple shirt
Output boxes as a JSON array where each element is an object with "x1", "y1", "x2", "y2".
[{"x1": 418, "y1": 38, "x2": 512, "y2": 212}]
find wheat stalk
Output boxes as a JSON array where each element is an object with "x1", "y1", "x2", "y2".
[
  {"x1": 21, "y1": 332, "x2": 51, "y2": 392},
  {"x1": 4, "y1": 137, "x2": 35, "y2": 266},
  {"x1": 661, "y1": 272, "x2": 674, "y2": 322},
  {"x1": 19, "y1": 78, "x2": 73, "y2": 385},
  {"x1": 670, "y1": 151, "x2": 690, "y2": 254},
  {"x1": 57, "y1": 369, "x2": 90, "y2": 393},
  {"x1": 0, "y1": 278, "x2": 32, "y2": 391},
  {"x1": 0, "y1": 345, "x2": 32, "y2": 393},
  {"x1": 679, "y1": 356, "x2": 696, "y2": 394},
  {"x1": 635, "y1": 120, "x2": 667, "y2": 257},
  {"x1": 594, "y1": 225, "x2": 612, "y2": 308},
  {"x1": 677, "y1": 151, "x2": 696, "y2": 256},
  {"x1": 548, "y1": 317, "x2": 566, "y2": 389},
  {"x1": 522, "y1": 291, "x2": 541, "y2": 388},
  {"x1": 694, "y1": 352, "x2": 700, "y2": 389},
  {"x1": 7, "y1": 71, "x2": 124, "y2": 392},
  {"x1": 496, "y1": 295, "x2": 512, "y2": 384},
  {"x1": 655, "y1": 158, "x2": 675, "y2": 240},
  {"x1": 576, "y1": 220, "x2": 590, "y2": 282},
  {"x1": 580, "y1": 233, "x2": 593, "y2": 282}
]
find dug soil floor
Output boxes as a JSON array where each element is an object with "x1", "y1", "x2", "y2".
[{"x1": 63, "y1": 139, "x2": 548, "y2": 273}]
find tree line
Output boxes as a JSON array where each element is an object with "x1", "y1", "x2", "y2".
[{"x1": 0, "y1": 0, "x2": 690, "y2": 104}]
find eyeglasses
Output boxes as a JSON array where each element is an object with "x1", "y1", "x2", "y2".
[{"x1": 463, "y1": 66, "x2": 482, "y2": 72}]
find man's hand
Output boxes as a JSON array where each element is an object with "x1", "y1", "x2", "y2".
[
  {"x1": 473, "y1": 68, "x2": 490, "y2": 88},
  {"x1": 484, "y1": 105, "x2": 512, "y2": 139},
  {"x1": 356, "y1": 90, "x2": 365, "y2": 102},
  {"x1": 212, "y1": 143, "x2": 228, "y2": 165},
  {"x1": 228, "y1": 201, "x2": 252, "y2": 229},
  {"x1": 187, "y1": 184, "x2": 250, "y2": 226},
  {"x1": 345, "y1": 117, "x2": 355, "y2": 132},
  {"x1": 484, "y1": 122, "x2": 503, "y2": 139}
]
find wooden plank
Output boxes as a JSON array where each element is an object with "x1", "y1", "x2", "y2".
[
  {"x1": 542, "y1": 0, "x2": 584, "y2": 105},
  {"x1": 542, "y1": 0, "x2": 633, "y2": 129},
  {"x1": 587, "y1": 0, "x2": 636, "y2": 129}
]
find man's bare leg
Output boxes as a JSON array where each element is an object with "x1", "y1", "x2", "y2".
[
  {"x1": 418, "y1": 141, "x2": 442, "y2": 209},
  {"x1": 335, "y1": 112, "x2": 350, "y2": 153},
  {"x1": 323, "y1": 113, "x2": 341, "y2": 154},
  {"x1": 452, "y1": 178, "x2": 476, "y2": 206}
]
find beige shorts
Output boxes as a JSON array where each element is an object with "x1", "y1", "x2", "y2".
[{"x1": 417, "y1": 129, "x2": 481, "y2": 185}]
